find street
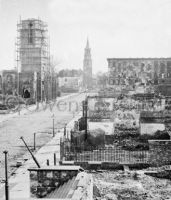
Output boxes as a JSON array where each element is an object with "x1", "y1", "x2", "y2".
[{"x1": 0, "y1": 93, "x2": 86, "y2": 180}]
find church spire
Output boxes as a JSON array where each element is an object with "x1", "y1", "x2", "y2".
[
  {"x1": 83, "y1": 38, "x2": 92, "y2": 88},
  {"x1": 86, "y1": 38, "x2": 89, "y2": 49}
]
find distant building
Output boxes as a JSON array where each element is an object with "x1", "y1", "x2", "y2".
[
  {"x1": 58, "y1": 77, "x2": 81, "y2": 92},
  {"x1": 157, "y1": 77, "x2": 171, "y2": 96},
  {"x1": 107, "y1": 58, "x2": 171, "y2": 86},
  {"x1": 83, "y1": 39, "x2": 92, "y2": 88},
  {"x1": 107, "y1": 57, "x2": 171, "y2": 96}
]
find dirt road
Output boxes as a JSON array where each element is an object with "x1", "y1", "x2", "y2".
[{"x1": 0, "y1": 93, "x2": 86, "y2": 179}]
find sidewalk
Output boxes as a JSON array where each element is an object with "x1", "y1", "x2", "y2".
[
  {"x1": 0, "y1": 129, "x2": 64, "y2": 199},
  {"x1": 0, "y1": 107, "x2": 83, "y2": 199},
  {"x1": 0, "y1": 92, "x2": 84, "y2": 199}
]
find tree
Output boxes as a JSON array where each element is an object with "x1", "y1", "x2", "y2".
[
  {"x1": 97, "y1": 72, "x2": 108, "y2": 88},
  {"x1": 57, "y1": 69, "x2": 83, "y2": 77}
]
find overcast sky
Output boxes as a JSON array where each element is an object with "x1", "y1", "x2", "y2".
[{"x1": 0, "y1": 0, "x2": 171, "y2": 73}]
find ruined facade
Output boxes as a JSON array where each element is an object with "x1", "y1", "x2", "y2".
[
  {"x1": 0, "y1": 70, "x2": 18, "y2": 95},
  {"x1": 107, "y1": 58, "x2": 171, "y2": 96},
  {"x1": 107, "y1": 58, "x2": 171, "y2": 85}
]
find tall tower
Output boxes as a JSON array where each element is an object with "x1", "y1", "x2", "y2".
[
  {"x1": 83, "y1": 38, "x2": 92, "y2": 88},
  {"x1": 16, "y1": 18, "x2": 49, "y2": 73},
  {"x1": 16, "y1": 18, "x2": 50, "y2": 101}
]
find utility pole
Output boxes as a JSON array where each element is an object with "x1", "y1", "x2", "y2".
[
  {"x1": 52, "y1": 114, "x2": 55, "y2": 137},
  {"x1": 82, "y1": 100, "x2": 85, "y2": 117},
  {"x1": 64, "y1": 124, "x2": 67, "y2": 138},
  {"x1": 85, "y1": 98, "x2": 88, "y2": 140},
  {"x1": 3, "y1": 151, "x2": 9, "y2": 200},
  {"x1": 34, "y1": 133, "x2": 36, "y2": 151},
  {"x1": 54, "y1": 153, "x2": 56, "y2": 166},
  {"x1": 18, "y1": 94, "x2": 20, "y2": 115}
]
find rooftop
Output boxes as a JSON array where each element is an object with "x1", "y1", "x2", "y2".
[
  {"x1": 28, "y1": 165, "x2": 84, "y2": 171},
  {"x1": 107, "y1": 57, "x2": 171, "y2": 61}
]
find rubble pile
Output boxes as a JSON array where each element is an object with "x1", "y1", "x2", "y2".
[{"x1": 92, "y1": 170, "x2": 171, "y2": 200}]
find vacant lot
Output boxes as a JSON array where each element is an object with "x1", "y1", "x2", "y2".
[{"x1": 93, "y1": 170, "x2": 171, "y2": 200}]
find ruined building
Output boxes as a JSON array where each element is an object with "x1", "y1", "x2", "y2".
[
  {"x1": 0, "y1": 70, "x2": 18, "y2": 95},
  {"x1": 0, "y1": 18, "x2": 58, "y2": 100},
  {"x1": 16, "y1": 18, "x2": 57, "y2": 101},
  {"x1": 83, "y1": 39, "x2": 92, "y2": 89},
  {"x1": 107, "y1": 58, "x2": 171, "y2": 96}
]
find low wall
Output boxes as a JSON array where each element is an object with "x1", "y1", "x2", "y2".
[
  {"x1": 140, "y1": 123, "x2": 165, "y2": 135},
  {"x1": 29, "y1": 167, "x2": 81, "y2": 198}
]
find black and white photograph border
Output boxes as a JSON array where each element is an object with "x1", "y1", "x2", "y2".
[{"x1": 1, "y1": 0, "x2": 171, "y2": 199}]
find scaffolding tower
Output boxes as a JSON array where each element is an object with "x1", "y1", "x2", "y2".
[{"x1": 15, "y1": 18, "x2": 50, "y2": 101}]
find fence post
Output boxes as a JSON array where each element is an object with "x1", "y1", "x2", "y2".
[
  {"x1": 124, "y1": 151, "x2": 126, "y2": 163},
  {"x1": 104, "y1": 147, "x2": 106, "y2": 162},
  {"x1": 74, "y1": 146, "x2": 76, "y2": 162},
  {"x1": 34, "y1": 132, "x2": 36, "y2": 151},
  {"x1": 47, "y1": 159, "x2": 49, "y2": 166},
  {"x1": 54, "y1": 153, "x2": 56, "y2": 166},
  {"x1": 64, "y1": 124, "x2": 66, "y2": 137},
  {"x1": 76, "y1": 146, "x2": 77, "y2": 162},
  {"x1": 60, "y1": 138, "x2": 64, "y2": 161},
  {"x1": 3, "y1": 151, "x2": 9, "y2": 200}
]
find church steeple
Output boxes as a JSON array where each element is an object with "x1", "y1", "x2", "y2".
[
  {"x1": 86, "y1": 38, "x2": 89, "y2": 49},
  {"x1": 83, "y1": 38, "x2": 92, "y2": 88}
]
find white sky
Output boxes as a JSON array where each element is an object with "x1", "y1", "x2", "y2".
[{"x1": 0, "y1": 0, "x2": 171, "y2": 74}]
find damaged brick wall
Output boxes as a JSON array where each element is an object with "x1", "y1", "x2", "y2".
[{"x1": 29, "y1": 169, "x2": 78, "y2": 198}]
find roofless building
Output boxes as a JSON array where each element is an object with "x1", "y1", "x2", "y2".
[{"x1": 16, "y1": 18, "x2": 51, "y2": 101}]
